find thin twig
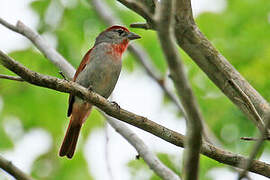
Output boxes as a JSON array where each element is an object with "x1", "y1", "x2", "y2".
[
  {"x1": 0, "y1": 155, "x2": 34, "y2": 180},
  {"x1": 0, "y1": 74, "x2": 24, "y2": 81},
  {"x1": 228, "y1": 79, "x2": 266, "y2": 133},
  {"x1": 156, "y1": 1, "x2": 203, "y2": 179},
  {"x1": 1, "y1": 49, "x2": 270, "y2": 178},
  {"x1": 241, "y1": 137, "x2": 260, "y2": 141},
  {"x1": 240, "y1": 137, "x2": 270, "y2": 141}
]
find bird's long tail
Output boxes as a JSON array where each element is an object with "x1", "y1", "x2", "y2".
[{"x1": 59, "y1": 103, "x2": 91, "y2": 158}]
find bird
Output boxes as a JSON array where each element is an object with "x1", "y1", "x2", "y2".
[{"x1": 59, "y1": 25, "x2": 141, "y2": 158}]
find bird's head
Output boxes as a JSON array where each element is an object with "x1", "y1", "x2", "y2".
[{"x1": 95, "y1": 25, "x2": 141, "y2": 46}]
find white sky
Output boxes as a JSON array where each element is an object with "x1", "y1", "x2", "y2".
[{"x1": 0, "y1": 0, "x2": 268, "y2": 180}]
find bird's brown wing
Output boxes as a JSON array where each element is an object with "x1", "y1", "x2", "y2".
[{"x1": 67, "y1": 48, "x2": 93, "y2": 117}]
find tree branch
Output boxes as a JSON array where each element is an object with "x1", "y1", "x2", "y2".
[
  {"x1": 0, "y1": 155, "x2": 34, "y2": 180},
  {"x1": 156, "y1": 1, "x2": 203, "y2": 179},
  {"x1": 1, "y1": 50, "x2": 270, "y2": 178}
]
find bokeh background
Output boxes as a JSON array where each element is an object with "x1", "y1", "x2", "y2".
[{"x1": 0, "y1": 0, "x2": 270, "y2": 179}]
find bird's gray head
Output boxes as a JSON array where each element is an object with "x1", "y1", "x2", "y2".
[{"x1": 94, "y1": 25, "x2": 141, "y2": 46}]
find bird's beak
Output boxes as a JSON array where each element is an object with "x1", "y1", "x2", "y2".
[{"x1": 127, "y1": 32, "x2": 141, "y2": 40}]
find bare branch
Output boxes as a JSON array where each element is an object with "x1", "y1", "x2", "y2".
[
  {"x1": 107, "y1": 116, "x2": 181, "y2": 180},
  {"x1": 0, "y1": 74, "x2": 24, "y2": 81},
  {"x1": 0, "y1": 18, "x2": 74, "y2": 79},
  {"x1": 156, "y1": 1, "x2": 203, "y2": 179},
  {"x1": 0, "y1": 155, "x2": 34, "y2": 180}
]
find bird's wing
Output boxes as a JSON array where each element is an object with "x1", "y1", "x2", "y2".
[{"x1": 67, "y1": 48, "x2": 93, "y2": 117}]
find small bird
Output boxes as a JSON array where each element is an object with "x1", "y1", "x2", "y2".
[{"x1": 59, "y1": 25, "x2": 141, "y2": 158}]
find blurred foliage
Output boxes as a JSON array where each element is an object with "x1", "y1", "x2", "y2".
[{"x1": 0, "y1": 0, "x2": 270, "y2": 179}]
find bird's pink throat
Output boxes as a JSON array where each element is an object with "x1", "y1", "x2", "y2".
[{"x1": 110, "y1": 39, "x2": 129, "y2": 57}]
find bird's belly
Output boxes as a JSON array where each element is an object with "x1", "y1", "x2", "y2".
[{"x1": 76, "y1": 59, "x2": 122, "y2": 99}]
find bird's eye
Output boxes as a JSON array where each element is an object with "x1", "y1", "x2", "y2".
[{"x1": 117, "y1": 29, "x2": 124, "y2": 36}]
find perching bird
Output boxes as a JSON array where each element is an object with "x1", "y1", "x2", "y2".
[{"x1": 59, "y1": 25, "x2": 141, "y2": 158}]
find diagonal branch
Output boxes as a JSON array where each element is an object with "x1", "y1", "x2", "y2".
[
  {"x1": 1, "y1": 50, "x2": 270, "y2": 178},
  {"x1": 0, "y1": 155, "x2": 34, "y2": 180},
  {"x1": 156, "y1": 1, "x2": 203, "y2": 179}
]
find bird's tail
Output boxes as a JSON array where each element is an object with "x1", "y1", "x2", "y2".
[{"x1": 59, "y1": 103, "x2": 91, "y2": 158}]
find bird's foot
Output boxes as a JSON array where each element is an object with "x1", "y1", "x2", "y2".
[{"x1": 111, "y1": 101, "x2": 121, "y2": 111}]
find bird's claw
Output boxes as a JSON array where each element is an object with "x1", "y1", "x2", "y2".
[{"x1": 111, "y1": 101, "x2": 120, "y2": 111}]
